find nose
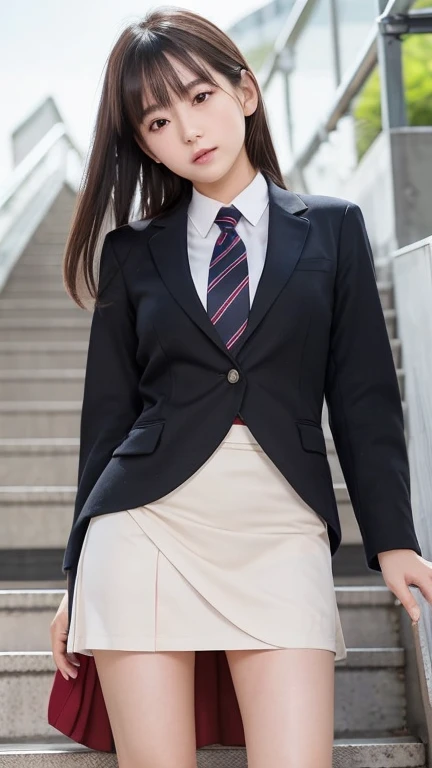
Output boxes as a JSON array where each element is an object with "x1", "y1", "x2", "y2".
[
  {"x1": 183, "y1": 124, "x2": 203, "y2": 143},
  {"x1": 185, "y1": 129, "x2": 202, "y2": 143},
  {"x1": 176, "y1": 106, "x2": 203, "y2": 143}
]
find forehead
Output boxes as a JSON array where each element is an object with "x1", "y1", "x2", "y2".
[{"x1": 161, "y1": 54, "x2": 204, "y2": 84}]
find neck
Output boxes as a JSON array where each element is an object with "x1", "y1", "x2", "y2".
[{"x1": 192, "y1": 147, "x2": 258, "y2": 203}]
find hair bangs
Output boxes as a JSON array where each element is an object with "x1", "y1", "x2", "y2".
[{"x1": 122, "y1": 35, "x2": 220, "y2": 138}]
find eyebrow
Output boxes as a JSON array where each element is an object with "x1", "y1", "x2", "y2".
[{"x1": 141, "y1": 78, "x2": 213, "y2": 121}]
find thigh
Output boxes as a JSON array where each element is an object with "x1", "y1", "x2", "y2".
[
  {"x1": 93, "y1": 649, "x2": 197, "y2": 768},
  {"x1": 225, "y1": 648, "x2": 335, "y2": 768}
]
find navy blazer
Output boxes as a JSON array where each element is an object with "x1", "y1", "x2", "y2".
[{"x1": 63, "y1": 174, "x2": 422, "y2": 629}]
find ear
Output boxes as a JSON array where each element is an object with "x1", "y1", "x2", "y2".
[{"x1": 239, "y1": 69, "x2": 258, "y2": 117}]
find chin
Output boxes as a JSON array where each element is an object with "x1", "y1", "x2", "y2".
[{"x1": 192, "y1": 163, "x2": 233, "y2": 185}]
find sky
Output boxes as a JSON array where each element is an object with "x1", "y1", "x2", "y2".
[{"x1": 0, "y1": 0, "x2": 267, "y2": 182}]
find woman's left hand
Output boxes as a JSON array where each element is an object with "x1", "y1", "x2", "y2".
[{"x1": 377, "y1": 549, "x2": 432, "y2": 623}]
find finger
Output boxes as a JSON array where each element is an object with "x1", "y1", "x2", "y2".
[
  {"x1": 394, "y1": 582, "x2": 421, "y2": 622},
  {"x1": 54, "y1": 654, "x2": 79, "y2": 680},
  {"x1": 53, "y1": 654, "x2": 79, "y2": 680},
  {"x1": 52, "y1": 633, "x2": 80, "y2": 679}
]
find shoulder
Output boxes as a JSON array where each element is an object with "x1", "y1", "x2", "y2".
[
  {"x1": 296, "y1": 192, "x2": 360, "y2": 217},
  {"x1": 103, "y1": 216, "x2": 157, "y2": 266},
  {"x1": 292, "y1": 192, "x2": 366, "y2": 239},
  {"x1": 109, "y1": 216, "x2": 156, "y2": 243}
]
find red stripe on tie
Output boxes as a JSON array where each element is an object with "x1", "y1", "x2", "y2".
[
  {"x1": 209, "y1": 236, "x2": 240, "y2": 269},
  {"x1": 216, "y1": 216, "x2": 238, "y2": 227},
  {"x1": 226, "y1": 319, "x2": 248, "y2": 349},
  {"x1": 207, "y1": 252, "x2": 247, "y2": 292},
  {"x1": 211, "y1": 276, "x2": 249, "y2": 324}
]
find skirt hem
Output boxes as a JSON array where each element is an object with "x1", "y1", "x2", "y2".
[{"x1": 69, "y1": 634, "x2": 343, "y2": 658}]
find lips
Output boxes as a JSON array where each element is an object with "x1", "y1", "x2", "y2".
[{"x1": 192, "y1": 147, "x2": 216, "y2": 163}]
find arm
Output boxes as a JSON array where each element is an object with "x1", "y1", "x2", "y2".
[
  {"x1": 64, "y1": 231, "x2": 143, "y2": 566},
  {"x1": 324, "y1": 203, "x2": 422, "y2": 571}
]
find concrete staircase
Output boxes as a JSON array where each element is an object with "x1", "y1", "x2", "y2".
[{"x1": 0, "y1": 188, "x2": 427, "y2": 765}]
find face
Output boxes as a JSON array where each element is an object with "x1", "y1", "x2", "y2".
[{"x1": 135, "y1": 54, "x2": 258, "y2": 191}]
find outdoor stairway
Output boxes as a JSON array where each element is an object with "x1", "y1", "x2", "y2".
[{"x1": 0, "y1": 186, "x2": 426, "y2": 766}]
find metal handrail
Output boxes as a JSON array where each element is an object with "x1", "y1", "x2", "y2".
[
  {"x1": 0, "y1": 108, "x2": 84, "y2": 292},
  {"x1": 259, "y1": 0, "x2": 319, "y2": 89},
  {"x1": 0, "y1": 123, "x2": 83, "y2": 211},
  {"x1": 258, "y1": 0, "x2": 417, "y2": 175}
]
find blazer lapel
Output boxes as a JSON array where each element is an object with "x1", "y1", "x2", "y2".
[
  {"x1": 148, "y1": 175, "x2": 310, "y2": 359},
  {"x1": 234, "y1": 179, "x2": 309, "y2": 354},
  {"x1": 148, "y1": 192, "x2": 234, "y2": 359}
]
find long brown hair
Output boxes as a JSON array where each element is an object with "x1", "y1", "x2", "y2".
[{"x1": 63, "y1": 7, "x2": 287, "y2": 309}]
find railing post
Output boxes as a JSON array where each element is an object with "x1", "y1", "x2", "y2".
[
  {"x1": 376, "y1": 0, "x2": 408, "y2": 130},
  {"x1": 328, "y1": 0, "x2": 342, "y2": 86},
  {"x1": 375, "y1": 0, "x2": 408, "y2": 250}
]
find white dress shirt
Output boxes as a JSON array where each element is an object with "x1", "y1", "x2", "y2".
[{"x1": 187, "y1": 171, "x2": 269, "y2": 310}]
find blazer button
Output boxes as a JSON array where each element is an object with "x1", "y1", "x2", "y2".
[{"x1": 227, "y1": 369, "x2": 240, "y2": 384}]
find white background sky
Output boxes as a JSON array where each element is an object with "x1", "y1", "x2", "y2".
[{"x1": 0, "y1": 0, "x2": 266, "y2": 182}]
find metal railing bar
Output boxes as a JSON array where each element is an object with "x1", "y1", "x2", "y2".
[
  {"x1": 289, "y1": 24, "x2": 379, "y2": 170},
  {"x1": 259, "y1": 0, "x2": 320, "y2": 89},
  {"x1": 0, "y1": 124, "x2": 83, "y2": 211},
  {"x1": 272, "y1": 0, "x2": 416, "y2": 174}
]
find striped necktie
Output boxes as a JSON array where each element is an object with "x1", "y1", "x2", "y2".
[{"x1": 206, "y1": 205, "x2": 250, "y2": 350}]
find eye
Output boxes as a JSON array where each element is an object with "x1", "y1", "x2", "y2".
[
  {"x1": 193, "y1": 90, "x2": 213, "y2": 105},
  {"x1": 148, "y1": 90, "x2": 213, "y2": 132},
  {"x1": 149, "y1": 118, "x2": 168, "y2": 133}
]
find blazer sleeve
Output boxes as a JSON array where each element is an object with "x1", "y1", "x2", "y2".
[
  {"x1": 324, "y1": 202, "x2": 422, "y2": 571},
  {"x1": 63, "y1": 231, "x2": 143, "y2": 572}
]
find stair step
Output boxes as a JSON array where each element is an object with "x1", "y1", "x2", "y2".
[
  {"x1": 0, "y1": 300, "x2": 86, "y2": 320},
  {"x1": 10, "y1": 266, "x2": 65, "y2": 279},
  {"x1": 0, "y1": 342, "x2": 88, "y2": 370},
  {"x1": 26, "y1": 234, "x2": 69, "y2": 246},
  {"x1": 3, "y1": 280, "x2": 67, "y2": 295},
  {"x1": 0, "y1": 371, "x2": 85, "y2": 400},
  {"x1": 375, "y1": 258, "x2": 394, "y2": 283},
  {"x1": 19, "y1": 254, "x2": 65, "y2": 265},
  {"x1": 0, "y1": 318, "x2": 91, "y2": 343},
  {"x1": 391, "y1": 338, "x2": 402, "y2": 368},
  {"x1": 384, "y1": 308, "x2": 396, "y2": 338},
  {"x1": 0, "y1": 586, "x2": 402, "y2": 652},
  {"x1": 0, "y1": 402, "x2": 81, "y2": 437},
  {"x1": 0, "y1": 737, "x2": 426, "y2": 767},
  {"x1": 0, "y1": 738, "x2": 425, "y2": 767},
  {"x1": 1, "y1": 286, "x2": 70, "y2": 299},
  {"x1": 0, "y1": 438, "x2": 80, "y2": 483},
  {"x1": 0, "y1": 648, "x2": 409, "y2": 740},
  {"x1": 377, "y1": 280, "x2": 394, "y2": 309}
]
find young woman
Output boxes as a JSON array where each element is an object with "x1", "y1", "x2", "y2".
[{"x1": 49, "y1": 7, "x2": 432, "y2": 768}]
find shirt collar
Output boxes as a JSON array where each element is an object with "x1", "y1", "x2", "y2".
[{"x1": 188, "y1": 170, "x2": 269, "y2": 238}]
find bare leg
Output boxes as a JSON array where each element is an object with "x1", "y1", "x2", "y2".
[
  {"x1": 92, "y1": 649, "x2": 197, "y2": 768},
  {"x1": 225, "y1": 647, "x2": 335, "y2": 768}
]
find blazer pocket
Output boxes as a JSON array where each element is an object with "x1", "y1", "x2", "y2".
[
  {"x1": 296, "y1": 421, "x2": 327, "y2": 456},
  {"x1": 112, "y1": 421, "x2": 165, "y2": 457},
  {"x1": 295, "y1": 258, "x2": 333, "y2": 272}
]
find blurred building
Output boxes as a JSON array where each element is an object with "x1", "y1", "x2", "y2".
[
  {"x1": 227, "y1": 0, "x2": 296, "y2": 70},
  {"x1": 230, "y1": 0, "x2": 432, "y2": 258}
]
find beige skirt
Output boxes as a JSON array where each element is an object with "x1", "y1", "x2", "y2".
[{"x1": 67, "y1": 423, "x2": 347, "y2": 661}]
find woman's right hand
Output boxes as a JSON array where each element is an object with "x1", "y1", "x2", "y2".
[{"x1": 50, "y1": 592, "x2": 81, "y2": 680}]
